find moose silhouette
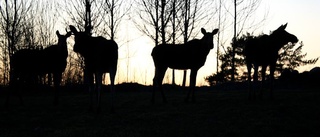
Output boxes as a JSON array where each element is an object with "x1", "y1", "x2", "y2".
[
  {"x1": 9, "y1": 30, "x2": 71, "y2": 105},
  {"x1": 244, "y1": 23, "x2": 298, "y2": 99},
  {"x1": 69, "y1": 25, "x2": 118, "y2": 113},
  {"x1": 152, "y1": 28, "x2": 219, "y2": 103}
]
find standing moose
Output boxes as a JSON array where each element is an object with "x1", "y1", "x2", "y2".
[
  {"x1": 9, "y1": 30, "x2": 71, "y2": 105},
  {"x1": 152, "y1": 28, "x2": 219, "y2": 103},
  {"x1": 244, "y1": 23, "x2": 298, "y2": 99},
  {"x1": 69, "y1": 25, "x2": 118, "y2": 113}
]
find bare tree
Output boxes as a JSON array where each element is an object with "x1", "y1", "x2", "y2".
[
  {"x1": 181, "y1": 0, "x2": 191, "y2": 87},
  {"x1": 134, "y1": 0, "x2": 214, "y2": 86},
  {"x1": 170, "y1": 0, "x2": 178, "y2": 85},
  {"x1": 60, "y1": 0, "x2": 127, "y2": 85},
  {"x1": 36, "y1": 1, "x2": 57, "y2": 49},
  {"x1": 102, "y1": 0, "x2": 131, "y2": 83},
  {"x1": 61, "y1": 0, "x2": 101, "y2": 34},
  {"x1": 135, "y1": 0, "x2": 181, "y2": 85},
  {"x1": 134, "y1": 0, "x2": 176, "y2": 85},
  {"x1": 179, "y1": 0, "x2": 210, "y2": 87},
  {"x1": 36, "y1": 1, "x2": 66, "y2": 85},
  {"x1": 135, "y1": 0, "x2": 179, "y2": 42},
  {"x1": 103, "y1": 0, "x2": 130, "y2": 40},
  {"x1": 12, "y1": 0, "x2": 63, "y2": 85},
  {"x1": 133, "y1": 0, "x2": 160, "y2": 47},
  {"x1": 216, "y1": 0, "x2": 222, "y2": 76},
  {"x1": 231, "y1": 0, "x2": 266, "y2": 82},
  {"x1": 0, "y1": 0, "x2": 33, "y2": 85},
  {"x1": 60, "y1": 0, "x2": 102, "y2": 84}
]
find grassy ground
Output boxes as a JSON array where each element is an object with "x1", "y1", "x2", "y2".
[{"x1": 1, "y1": 84, "x2": 320, "y2": 137}]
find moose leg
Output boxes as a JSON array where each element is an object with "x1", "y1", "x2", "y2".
[
  {"x1": 186, "y1": 69, "x2": 198, "y2": 103},
  {"x1": 260, "y1": 66, "x2": 267, "y2": 99},
  {"x1": 109, "y1": 67, "x2": 116, "y2": 113},
  {"x1": 6, "y1": 75, "x2": 16, "y2": 107},
  {"x1": 17, "y1": 80, "x2": 24, "y2": 106},
  {"x1": 151, "y1": 71, "x2": 157, "y2": 103},
  {"x1": 7, "y1": 73, "x2": 25, "y2": 107},
  {"x1": 5, "y1": 84, "x2": 14, "y2": 107},
  {"x1": 6, "y1": 85, "x2": 24, "y2": 107},
  {"x1": 252, "y1": 65, "x2": 259, "y2": 100},
  {"x1": 269, "y1": 64, "x2": 276, "y2": 100},
  {"x1": 95, "y1": 72, "x2": 103, "y2": 113},
  {"x1": 53, "y1": 73, "x2": 62, "y2": 105},
  {"x1": 17, "y1": 74, "x2": 27, "y2": 106},
  {"x1": 247, "y1": 64, "x2": 252, "y2": 100},
  {"x1": 152, "y1": 67, "x2": 167, "y2": 103},
  {"x1": 151, "y1": 76, "x2": 156, "y2": 104},
  {"x1": 48, "y1": 73, "x2": 52, "y2": 86},
  {"x1": 84, "y1": 69, "x2": 94, "y2": 111}
]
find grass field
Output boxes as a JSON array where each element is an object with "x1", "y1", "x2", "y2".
[{"x1": 1, "y1": 83, "x2": 320, "y2": 137}]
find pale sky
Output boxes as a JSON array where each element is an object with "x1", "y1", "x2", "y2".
[
  {"x1": 52, "y1": 0, "x2": 320, "y2": 86},
  {"x1": 1, "y1": 0, "x2": 318, "y2": 86},
  {"x1": 114, "y1": 0, "x2": 320, "y2": 86},
  {"x1": 264, "y1": 0, "x2": 320, "y2": 72}
]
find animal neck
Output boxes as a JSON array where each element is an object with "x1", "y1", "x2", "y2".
[
  {"x1": 200, "y1": 36, "x2": 213, "y2": 50},
  {"x1": 57, "y1": 43, "x2": 68, "y2": 57},
  {"x1": 268, "y1": 34, "x2": 288, "y2": 51},
  {"x1": 73, "y1": 36, "x2": 93, "y2": 57}
]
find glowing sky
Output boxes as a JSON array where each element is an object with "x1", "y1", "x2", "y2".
[
  {"x1": 114, "y1": 0, "x2": 320, "y2": 86},
  {"x1": 52, "y1": 0, "x2": 320, "y2": 86},
  {"x1": 264, "y1": 0, "x2": 320, "y2": 71}
]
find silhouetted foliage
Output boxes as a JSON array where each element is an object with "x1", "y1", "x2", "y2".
[
  {"x1": 205, "y1": 33, "x2": 252, "y2": 85},
  {"x1": 206, "y1": 29, "x2": 318, "y2": 86},
  {"x1": 278, "y1": 41, "x2": 318, "y2": 71},
  {"x1": 204, "y1": 71, "x2": 226, "y2": 86}
]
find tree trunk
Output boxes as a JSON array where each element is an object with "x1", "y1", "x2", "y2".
[
  {"x1": 171, "y1": 0, "x2": 176, "y2": 86},
  {"x1": 182, "y1": 0, "x2": 189, "y2": 87},
  {"x1": 231, "y1": 0, "x2": 236, "y2": 82},
  {"x1": 85, "y1": 0, "x2": 92, "y2": 35}
]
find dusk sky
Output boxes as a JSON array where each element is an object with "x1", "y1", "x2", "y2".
[
  {"x1": 111, "y1": 0, "x2": 320, "y2": 86},
  {"x1": 264, "y1": 0, "x2": 320, "y2": 71},
  {"x1": 14, "y1": 0, "x2": 317, "y2": 86}
]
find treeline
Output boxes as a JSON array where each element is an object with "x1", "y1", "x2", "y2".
[
  {"x1": 0, "y1": 0, "x2": 317, "y2": 86},
  {"x1": 205, "y1": 33, "x2": 318, "y2": 86}
]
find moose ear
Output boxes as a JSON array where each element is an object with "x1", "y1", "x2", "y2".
[
  {"x1": 282, "y1": 23, "x2": 288, "y2": 29},
  {"x1": 212, "y1": 29, "x2": 219, "y2": 35},
  {"x1": 56, "y1": 30, "x2": 61, "y2": 36},
  {"x1": 66, "y1": 31, "x2": 72, "y2": 37},
  {"x1": 65, "y1": 28, "x2": 72, "y2": 37},
  {"x1": 278, "y1": 23, "x2": 288, "y2": 30},
  {"x1": 201, "y1": 28, "x2": 206, "y2": 34},
  {"x1": 69, "y1": 25, "x2": 78, "y2": 34}
]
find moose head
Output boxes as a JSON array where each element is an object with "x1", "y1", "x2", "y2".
[
  {"x1": 271, "y1": 23, "x2": 298, "y2": 48},
  {"x1": 56, "y1": 30, "x2": 71, "y2": 48},
  {"x1": 69, "y1": 25, "x2": 91, "y2": 55},
  {"x1": 200, "y1": 28, "x2": 219, "y2": 50}
]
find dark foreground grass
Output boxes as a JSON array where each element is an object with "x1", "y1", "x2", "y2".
[{"x1": 1, "y1": 84, "x2": 320, "y2": 137}]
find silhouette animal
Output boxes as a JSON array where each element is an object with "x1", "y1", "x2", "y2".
[
  {"x1": 152, "y1": 28, "x2": 219, "y2": 103},
  {"x1": 244, "y1": 23, "x2": 298, "y2": 99},
  {"x1": 69, "y1": 25, "x2": 118, "y2": 113},
  {"x1": 9, "y1": 30, "x2": 71, "y2": 105}
]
